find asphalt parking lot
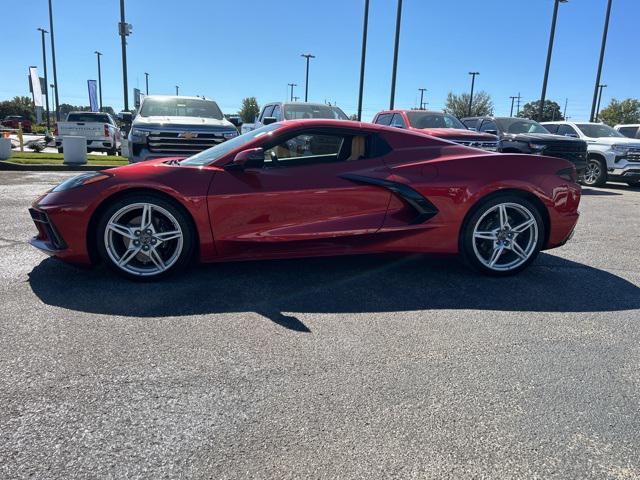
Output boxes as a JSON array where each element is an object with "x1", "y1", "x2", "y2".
[{"x1": 1, "y1": 171, "x2": 639, "y2": 479}]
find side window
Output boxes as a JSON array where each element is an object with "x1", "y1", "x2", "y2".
[
  {"x1": 479, "y1": 120, "x2": 498, "y2": 133},
  {"x1": 375, "y1": 113, "x2": 392, "y2": 126},
  {"x1": 264, "y1": 133, "x2": 369, "y2": 167},
  {"x1": 557, "y1": 124, "x2": 578, "y2": 137},
  {"x1": 390, "y1": 114, "x2": 406, "y2": 128},
  {"x1": 271, "y1": 105, "x2": 282, "y2": 121},
  {"x1": 463, "y1": 119, "x2": 477, "y2": 130},
  {"x1": 619, "y1": 126, "x2": 639, "y2": 138},
  {"x1": 260, "y1": 105, "x2": 274, "y2": 121},
  {"x1": 544, "y1": 124, "x2": 559, "y2": 134}
]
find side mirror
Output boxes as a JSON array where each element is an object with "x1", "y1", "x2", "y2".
[
  {"x1": 228, "y1": 116, "x2": 243, "y2": 128},
  {"x1": 225, "y1": 147, "x2": 264, "y2": 171},
  {"x1": 484, "y1": 129, "x2": 498, "y2": 136},
  {"x1": 263, "y1": 116, "x2": 277, "y2": 126}
]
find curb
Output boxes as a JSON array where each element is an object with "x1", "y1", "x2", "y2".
[{"x1": 0, "y1": 161, "x2": 117, "y2": 172}]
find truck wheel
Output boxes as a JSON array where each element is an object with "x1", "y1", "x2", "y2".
[
  {"x1": 107, "y1": 147, "x2": 117, "y2": 156},
  {"x1": 582, "y1": 157, "x2": 607, "y2": 187}
]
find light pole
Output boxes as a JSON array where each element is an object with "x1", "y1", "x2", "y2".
[
  {"x1": 590, "y1": 0, "x2": 613, "y2": 122},
  {"x1": 563, "y1": 97, "x2": 568, "y2": 119},
  {"x1": 418, "y1": 88, "x2": 427, "y2": 110},
  {"x1": 47, "y1": 0, "x2": 60, "y2": 120},
  {"x1": 119, "y1": 0, "x2": 131, "y2": 111},
  {"x1": 389, "y1": 0, "x2": 403, "y2": 109},
  {"x1": 175, "y1": 85, "x2": 179, "y2": 96},
  {"x1": 144, "y1": 72, "x2": 149, "y2": 95},
  {"x1": 287, "y1": 83, "x2": 297, "y2": 102},
  {"x1": 94, "y1": 51, "x2": 103, "y2": 112},
  {"x1": 539, "y1": 0, "x2": 568, "y2": 121},
  {"x1": 293, "y1": 96, "x2": 300, "y2": 102},
  {"x1": 357, "y1": 0, "x2": 370, "y2": 120},
  {"x1": 509, "y1": 95, "x2": 518, "y2": 117},
  {"x1": 468, "y1": 72, "x2": 479, "y2": 116},
  {"x1": 301, "y1": 54, "x2": 315, "y2": 102},
  {"x1": 37, "y1": 28, "x2": 50, "y2": 129},
  {"x1": 595, "y1": 84, "x2": 607, "y2": 122}
]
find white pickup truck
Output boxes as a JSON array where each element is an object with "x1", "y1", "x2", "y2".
[{"x1": 55, "y1": 112, "x2": 121, "y2": 155}]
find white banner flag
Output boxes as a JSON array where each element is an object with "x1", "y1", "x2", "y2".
[{"x1": 29, "y1": 67, "x2": 43, "y2": 107}]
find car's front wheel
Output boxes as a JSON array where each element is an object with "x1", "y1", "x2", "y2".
[
  {"x1": 96, "y1": 194, "x2": 195, "y2": 280},
  {"x1": 461, "y1": 195, "x2": 545, "y2": 276},
  {"x1": 582, "y1": 157, "x2": 607, "y2": 187}
]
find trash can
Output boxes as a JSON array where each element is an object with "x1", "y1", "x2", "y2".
[
  {"x1": 62, "y1": 136, "x2": 87, "y2": 165},
  {"x1": 0, "y1": 137, "x2": 11, "y2": 160}
]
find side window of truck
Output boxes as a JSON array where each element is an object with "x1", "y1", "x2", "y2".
[
  {"x1": 272, "y1": 105, "x2": 282, "y2": 121},
  {"x1": 557, "y1": 125, "x2": 579, "y2": 137},
  {"x1": 260, "y1": 105, "x2": 274, "y2": 121},
  {"x1": 375, "y1": 114, "x2": 392, "y2": 126}
]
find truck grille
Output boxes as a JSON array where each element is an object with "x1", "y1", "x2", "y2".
[
  {"x1": 624, "y1": 147, "x2": 640, "y2": 162},
  {"x1": 543, "y1": 143, "x2": 586, "y2": 153},
  {"x1": 147, "y1": 131, "x2": 229, "y2": 154}
]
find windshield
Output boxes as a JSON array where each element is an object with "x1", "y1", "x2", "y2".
[
  {"x1": 139, "y1": 98, "x2": 224, "y2": 120},
  {"x1": 496, "y1": 118, "x2": 549, "y2": 134},
  {"x1": 67, "y1": 113, "x2": 111, "y2": 123},
  {"x1": 576, "y1": 123, "x2": 624, "y2": 138},
  {"x1": 283, "y1": 104, "x2": 348, "y2": 120},
  {"x1": 180, "y1": 123, "x2": 282, "y2": 166},
  {"x1": 406, "y1": 112, "x2": 466, "y2": 129}
]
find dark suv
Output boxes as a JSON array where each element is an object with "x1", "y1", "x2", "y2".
[{"x1": 462, "y1": 116, "x2": 587, "y2": 174}]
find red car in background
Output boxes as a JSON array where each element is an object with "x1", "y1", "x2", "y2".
[
  {"x1": 2, "y1": 115, "x2": 33, "y2": 133},
  {"x1": 29, "y1": 119, "x2": 580, "y2": 280},
  {"x1": 373, "y1": 110, "x2": 498, "y2": 151}
]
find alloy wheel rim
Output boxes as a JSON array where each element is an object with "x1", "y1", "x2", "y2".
[
  {"x1": 104, "y1": 202, "x2": 183, "y2": 276},
  {"x1": 584, "y1": 161, "x2": 600, "y2": 185},
  {"x1": 472, "y1": 202, "x2": 538, "y2": 272}
]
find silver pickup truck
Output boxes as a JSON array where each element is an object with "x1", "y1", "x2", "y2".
[
  {"x1": 126, "y1": 95, "x2": 240, "y2": 163},
  {"x1": 56, "y1": 112, "x2": 121, "y2": 155}
]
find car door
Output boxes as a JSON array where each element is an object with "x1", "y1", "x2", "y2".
[{"x1": 207, "y1": 128, "x2": 392, "y2": 258}]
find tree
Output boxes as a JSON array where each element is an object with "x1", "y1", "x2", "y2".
[
  {"x1": 0, "y1": 96, "x2": 35, "y2": 122},
  {"x1": 444, "y1": 91, "x2": 493, "y2": 118},
  {"x1": 518, "y1": 100, "x2": 563, "y2": 122},
  {"x1": 598, "y1": 98, "x2": 640, "y2": 126},
  {"x1": 238, "y1": 97, "x2": 260, "y2": 123}
]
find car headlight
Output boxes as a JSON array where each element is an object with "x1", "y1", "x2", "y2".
[
  {"x1": 529, "y1": 143, "x2": 547, "y2": 151},
  {"x1": 51, "y1": 172, "x2": 111, "y2": 192},
  {"x1": 130, "y1": 128, "x2": 150, "y2": 142},
  {"x1": 223, "y1": 131, "x2": 238, "y2": 139},
  {"x1": 612, "y1": 144, "x2": 630, "y2": 155}
]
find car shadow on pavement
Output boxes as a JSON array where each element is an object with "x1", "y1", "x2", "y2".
[
  {"x1": 28, "y1": 252, "x2": 640, "y2": 332},
  {"x1": 581, "y1": 188, "x2": 623, "y2": 196}
]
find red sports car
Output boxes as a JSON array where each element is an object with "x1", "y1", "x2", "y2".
[{"x1": 29, "y1": 119, "x2": 580, "y2": 279}]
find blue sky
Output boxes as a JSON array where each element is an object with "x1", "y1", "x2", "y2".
[{"x1": 1, "y1": 0, "x2": 637, "y2": 121}]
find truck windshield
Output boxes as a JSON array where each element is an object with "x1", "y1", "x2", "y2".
[
  {"x1": 139, "y1": 98, "x2": 224, "y2": 120},
  {"x1": 496, "y1": 118, "x2": 549, "y2": 134},
  {"x1": 406, "y1": 112, "x2": 466, "y2": 129},
  {"x1": 283, "y1": 104, "x2": 348, "y2": 120},
  {"x1": 66, "y1": 113, "x2": 111, "y2": 123},
  {"x1": 180, "y1": 123, "x2": 282, "y2": 166},
  {"x1": 576, "y1": 123, "x2": 624, "y2": 138}
]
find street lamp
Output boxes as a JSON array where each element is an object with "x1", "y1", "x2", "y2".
[
  {"x1": 144, "y1": 72, "x2": 149, "y2": 95},
  {"x1": 509, "y1": 95, "x2": 518, "y2": 117},
  {"x1": 418, "y1": 88, "x2": 427, "y2": 110},
  {"x1": 37, "y1": 28, "x2": 50, "y2": 129},
  {"x1": 175, "y1": 85, "x2": 179, "y2": 96},
  {"x1": 595, "y1": 84, "x2": 607, "y2": 122},
  {"x1": 301, "y1": 54, "x2": 315, "y2": 102},
  {"x1": 118, "y1": 0, "x2": 132, "y2": 111},
  {"x1": 357, "y1": 0, "x2": 370, "y2": 121},
  {"x1": 287, "y1": 83, "x2": 297, "y2": 102},
  {"x1": 539, "y1": 0, "x2": 568, "y2": 121},
  {"x1": 389, "y1": 0, "x2": 403, "y2": 109},
  {"x1": 590, "y1": 0, "x2": 613, "y2": 122},
  {"x1": 94, "y1": 51, "x2": 103, "y2": 112},
  {"x1": 468, "y1": 72, "x2": 479, "y2": 116},
  {"x1": 47, "y1": 0, "x2": 60, "y2": 120}
]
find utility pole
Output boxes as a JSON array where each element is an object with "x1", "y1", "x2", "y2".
[
  {"x1": 119, "y1": 0, "x2": 132, "y2": 111},
  {"x1": 563, "y1": 97, "x2": 568, "y2": 119},
  {"x1": 175, "y1": 85, "x2": 179, "y2": 96},
  {"x1": 37, "y1": 28, "x2": 50, "y2": 129},
  {"x1": 595, "y1": 84, "x2": 607, "y2": 122},
  {"x1": 516, "y1": 93, "x2": 522, "y2": 116},
  {"x1": 94, "y1": 51, "x2": 103, "y2": 112},
  {"x1": 47, "y1": 0, "x2": 60, "y2": 120},
  {"x1": 509, "y1": 95, "x2": 518, "y2": 117},
  {"x1": 468, "y1": 72, "x2": 479, "y2": 116},
  {"x1": 590, "y1": 0, "x2": 613, "y2": 122},
  {"x1": 301, "y1": 54, "x2": 315, "y2": 102},
  {"x1": 287, "y1": 83, "x2": 297, "y2": 102},
  {"x1": 389, "y1": 0, "x2": 403, "y2": 109},
  {"x1": 357, "y1": 0, "x2": 370, "y2": 121},
  {"x1": 418, "y1": 88, "x2": 427, "y2": 110},
  {"x1": 539, "y1": 0, "x2": 568, "y2": 121},
  {"x1": 144, "y1": 72, "x2": 149, "y2": 95},
  {"x1": 293, "y1": 96, "x2": 300, "y2": 102}
]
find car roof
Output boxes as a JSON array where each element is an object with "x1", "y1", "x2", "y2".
[
  {"x1": 272, "y1": 118, "x2": 438, "y2": 137},
  {"x1": 377, "y1": 109, "x2": 447, "y2": 115},
  {"x1": 142, "y1": 95, "x2": 215, "y2": 102}
]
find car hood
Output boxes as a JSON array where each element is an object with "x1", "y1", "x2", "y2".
[
  {"x1": 416, "y1": 127, "x2": 497, "y2": 141},
  {"x1": 134, "y1": 115, "x2": 235, "y2": 129},
  {"x1": 583, "y1": 136, "x2": 640, "y2": 147}
]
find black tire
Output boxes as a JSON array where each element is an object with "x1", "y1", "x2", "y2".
[
  {"x1": 107, "y1": 147, "x2": 117, "y2": 156},
  {"x1": 460, "y1": 194, "x2": 545, "y2": 277},
  {"x1": 582, "y1": 156, "x2": 607, "y2": 187},
  {"x1": 95, "y1": 193, "x2": 196, "y2": 281}
]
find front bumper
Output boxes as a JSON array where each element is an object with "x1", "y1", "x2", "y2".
[
  {"x1": 29, "y1": 208, "x2": 67, "y2": 252},
  {"x1": 608, "y1": 158, "x2": 640, "y2": 179}
]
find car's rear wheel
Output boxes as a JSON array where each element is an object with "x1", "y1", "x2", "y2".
[
  {"x1": 96, "y1": 194, "x2": 195, "y2": 280},
  {"x1": 461, "y1": 195, "x2": 544, "y2": 276},
  {"x1": 582, "y1": 157, "x2": 607, "y2": 187}
]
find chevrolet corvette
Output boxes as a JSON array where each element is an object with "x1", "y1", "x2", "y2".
[{"x1": 29, "y1": 119, "x2": 580, "y2": 279}]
